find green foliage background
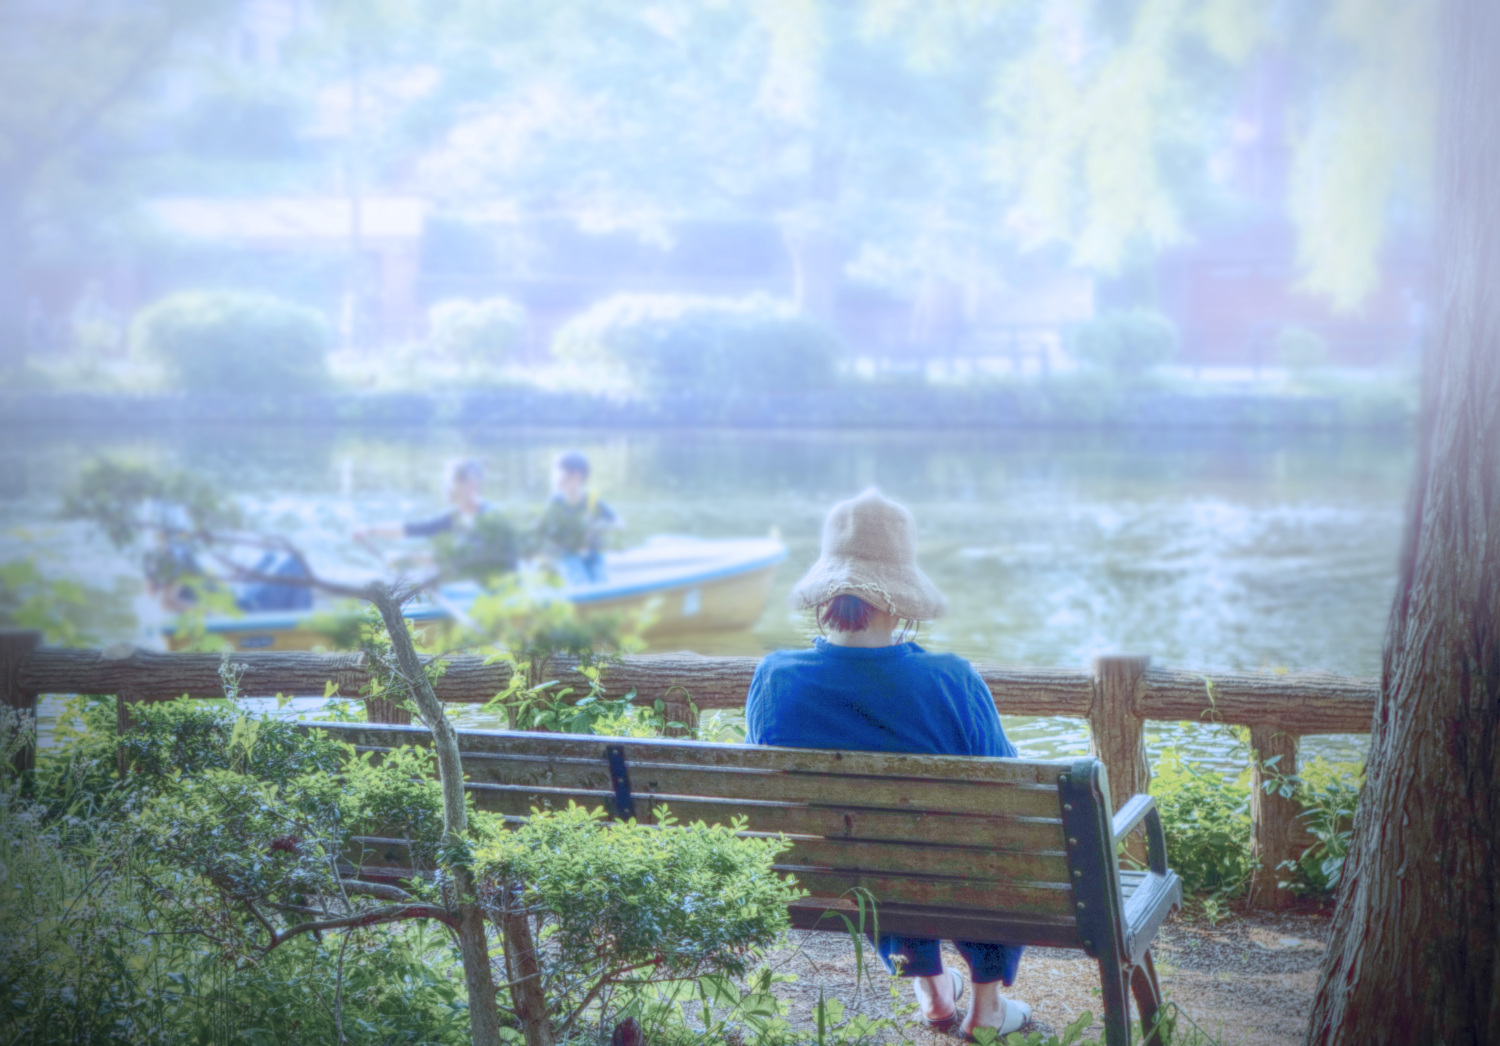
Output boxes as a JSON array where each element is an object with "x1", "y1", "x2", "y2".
[{"x1": 130, "y1": 291, "x2": 332, "y2": 394}]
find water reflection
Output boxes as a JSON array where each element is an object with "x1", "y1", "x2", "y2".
[{"x1": 4, "y1": 425, "x2": 1407, "y2": 768}]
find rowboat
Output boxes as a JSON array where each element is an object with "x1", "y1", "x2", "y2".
[{"x1": 166, "y1": 535, "x2": 787, "y2": 652}]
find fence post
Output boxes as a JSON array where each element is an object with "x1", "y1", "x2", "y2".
[
  {"x1": 363, "y1": 693, "x2": 414, "y2": 725},
  {"x1": 355, "y1": 648, "x2": 411, "y2": 725},
  {"x1": 660, "y1": 692, "x2": 699, "y2": 739},
  {"x1": 0, "y1": 630, "x2": 42, "y2": 774},
  {"x1": 1248, "y1": 722, "x2": 1300, "y2": 909},
  {"x1": 1089, "y1": 654, "x2": 1152, "y2": 813}
]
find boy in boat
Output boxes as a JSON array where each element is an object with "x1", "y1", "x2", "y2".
[
  {"x1": 354, "y1": 459, "x2": 491, "y2": 542},
  {"x1": 538, "y1": 451, "x2": 622, "y2": 585}
]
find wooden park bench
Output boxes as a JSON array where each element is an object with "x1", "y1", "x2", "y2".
[{"x1": 319, "y1": 723, "x2": 1183, "y2": 1046}]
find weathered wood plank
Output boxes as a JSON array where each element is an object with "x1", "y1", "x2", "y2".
[
  {"x1": 0, "y1": 630, "x2": 41, "y2": 774},
  {"x1": 774, "y1": 838, "x2": 1070, "y2": 885},
  {"x1": 1248, "y1": 724, "x2": 1300, "y2": 909},
  {"x1": 19, "y1": 646, "x2": 371, "y2": 702},
  {"x1": 787, "y1": 901, "x2": 1081, "y2": 948},
  {"x1": 350, "y1": 829, "x2": 1070, "y2": 885},
  {"x1": 460, "y1": 784, "x2": 1069, "y2": 853},
  {"x1": 1090, "y1": 655, "x2": 1151, "y2": 865},
  {"x1": 17, "y1": 646, "x2": 1379, "y2": 733},
  {"x1": 453, "y1": 754, "x2": 1064, "y2": 818},
  {"x1": 333, "y1": 722, "x2": 1074, "y2": 787},
  {"x1": 1139, "y1": 667, "x2": 1377, "y2": 734},
  {"x1": 781, "y1": 868, "x2": 1075, "y2": 917}
]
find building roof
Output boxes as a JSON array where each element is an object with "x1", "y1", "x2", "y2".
[{"x1": 148, "y1": 197, "x2": 427, "y2": 242}]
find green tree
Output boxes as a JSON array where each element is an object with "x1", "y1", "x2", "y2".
[{"x1": 0, "y1": 0, "x2": 239, "y2": 366}]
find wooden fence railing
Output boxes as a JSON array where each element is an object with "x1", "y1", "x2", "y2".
[{"x1": 0, "y1": 629, "x2": 1377, "y2": 909}]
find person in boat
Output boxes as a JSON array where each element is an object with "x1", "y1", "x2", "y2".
[
  {"x1": 353, "y1": 459, "x2": 491, "y2": 542},
  {"x1": 143, "y1": 513, "x2": 206, "y2": 614},
  {"x1": 745, "y1": 488, "x2": 1032, "y2": 1039},
  {"x1": 537, "y1": 451, "x2": 622, "y2": 585}
]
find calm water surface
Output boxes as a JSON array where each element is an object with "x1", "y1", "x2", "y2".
[{"x1": 0, "y1": 425, "x2": 1411, "y2": 768}]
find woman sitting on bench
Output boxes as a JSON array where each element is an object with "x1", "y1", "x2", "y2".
[{"x1": 746, "y1": 488, "x2": 1032, "y2": 1039}]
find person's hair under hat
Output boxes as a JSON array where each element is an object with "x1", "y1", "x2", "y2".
[
  {"x1": 445, "y1": 458, "x2": 483, "y2": 486},
  {"x1": 555, "y1": 450, "x2": 590, "y2": 477}
]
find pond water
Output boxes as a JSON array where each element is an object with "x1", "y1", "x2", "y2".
[{"x1": 0, "y1": 424, "x2": 1411, "y2": 768}]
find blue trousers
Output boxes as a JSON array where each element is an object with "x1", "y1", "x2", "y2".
[
  {"x1": 557, "y1": 551, "x2": 606, "y2": 585},
  {"x1": 876, "y1": 934, "x2": 1024, "y2": 986}
]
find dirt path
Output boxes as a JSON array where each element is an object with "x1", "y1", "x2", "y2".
[{"x1": 757, "y1": 904, "x2": 1333, "y2": 1045}]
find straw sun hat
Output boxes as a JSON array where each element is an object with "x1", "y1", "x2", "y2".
[{"x1": 789, "y1": 488, "x2": 948, "y2": 622}]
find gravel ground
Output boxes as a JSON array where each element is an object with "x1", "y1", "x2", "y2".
[{"x1": 755, "y1": 903, "x2": 1334, "y2": 1045}]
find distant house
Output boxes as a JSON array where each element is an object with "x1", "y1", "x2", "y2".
[{"x1": 146, "y1": 196, "x2": 428, "y2": 347}]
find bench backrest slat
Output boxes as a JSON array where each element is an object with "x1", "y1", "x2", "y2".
[
  {"x1": 461, "y1": 785, "x2": 1068, "y2": 853},
  {"x1": 448, "y1": 751, "x2": 1064, "y2": 819},
  {"x1": 315, "y1": 722, "x2": 1086, "y2": 927},
  {"x1": 338, "y1": 725, "x2": 1064, "y2": 785}
]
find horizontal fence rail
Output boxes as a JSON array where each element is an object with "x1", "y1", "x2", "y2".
[{"x1": 0, "y1": 630, "x2": 1377, "y2": 909}]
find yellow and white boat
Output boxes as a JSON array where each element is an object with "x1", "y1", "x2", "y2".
[{"x1": 168, "y1": 535, "x2": 787, "y2": 652}]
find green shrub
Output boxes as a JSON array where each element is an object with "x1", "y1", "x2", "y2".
[
  {"x1": 1275, "y1": 326, "x2": 1331, "y2": 373},
  {"x1": 1150, "y1": 749, "x2": 1254, "y2": 898},
  {"x1": 1285, "y1": 757, "x2": 1363, "y2": 896},
  {"x1": 130, "y1": 290, "x2": 331, "y2": 394},
  {"x1": 426, "y1": 296, "x2": 526, "y2": 365},
  {"x1": 552, "y1": 293, "x2": 841, "y2": 396},
  {"x1": 1070, "y1": 308, "x2": 1178, "y2": 381},
  {"x1": 476, "y1": 803, "x2": 802, "y2": 1037}
]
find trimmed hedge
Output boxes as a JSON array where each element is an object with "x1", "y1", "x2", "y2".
[
  {"x1": 130, "y1": 291, "x2": 331, "y2": 394},
  {"x1": 1071, "y1": 308, "x2": 1179, "y2": 381},
  {"x1": 426, "y1": 297, "x2": 526, "y2": 365},
  {"x1": 552, "y1": 294, "x2": 841, "y2": 396}
]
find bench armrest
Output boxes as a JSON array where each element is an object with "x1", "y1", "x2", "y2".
[{"x1": 1111, "y1": 794, "x2": 1169, "y2": 876}]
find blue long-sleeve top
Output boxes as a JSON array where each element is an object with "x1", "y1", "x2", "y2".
[{"x1": 745, "y1": 638, "x2": 1015, "y2": 758}]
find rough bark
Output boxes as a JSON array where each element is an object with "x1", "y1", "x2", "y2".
[
  {"x1": 0, "y1": 182, "x2": 26, "y2": 367},
  {"x1": 1248, "y1": 723, "x2": 1299, "y2": 910},
  {"x1": 1089, "y1": 655, "x2": 1151, "y2": 810},
  {"x1": 497, "y1": 884, "x2": 555, "y2": 1046},
  {"x1": 26, "y1": 647, "x2": 1367, "y2": 723},
  {"x1": 1305, "y1": 4, "x2": 1500, "y2": 1041},
  {"x1": 1090, "y1": 656, "x2": 1151, "y2": 864},
  {"x1": 0, "y1": 630, "x2": 41, "y2": 773},
  {"x1": 366, "y1": 584, "x2": 502, "y2": 1046}
]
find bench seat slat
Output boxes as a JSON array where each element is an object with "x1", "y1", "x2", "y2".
[
  {"x1": 770, "y1": 838, "x2": 1070, "y2": 885},
  {"x1": 788, "y1": 899, "x2": 1082, "y2": 948},
  {"x1": 331, "y1": 725, "x2": 1070, "y2": 785},
  {"x1": 784, "y1": 868, "x2": 1075, "y2": 917}
]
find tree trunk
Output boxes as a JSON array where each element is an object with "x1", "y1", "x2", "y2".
[
  {"x1": 499, "y1": 884, "x2": 556, "y2": 1046},
  {"x1": 367, "y1": 584, "x2": 503, "y2": 1046},
  {"x1": 0, "y1": 177, "x2": 29, "y2": 368},
  {"x1": 1304, "y1": 3, "x2": 1500, "y2": 1042},
  {"x1": 779, "y1": 211, "x2": 841, "y2": 324}
]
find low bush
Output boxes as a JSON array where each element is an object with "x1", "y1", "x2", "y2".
[
  {"x1": 130, "y1": 290, "x2": 331, "y2": 394},
  {"x1": 552, "y1": 293, "x2": 842, "y2": 397},
  {"x1": 426, "y1": 296, "x2": 526, "y2": 366},
  {"x1": 1150, "y1": 744, "x2": 1364, "y2": 904},
  {"x1": 1275, "y1": 326, "x2": 1330, "y2": 374},
  {"x1": 1150, "y1": 749, "x2": 1255, "y2": 899},
  {"x1": 1070, "y1": 308, "x2": 1178, "y2": 382},
  {"x1": 476, "y1": 804, "x2": 801, "y2": 1037}
]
